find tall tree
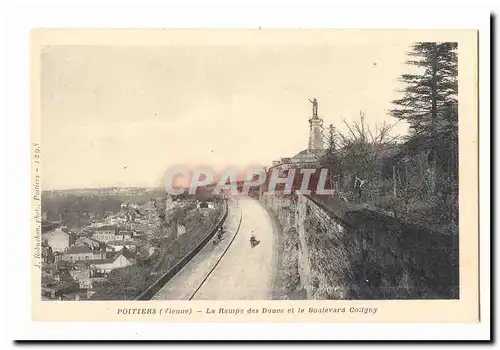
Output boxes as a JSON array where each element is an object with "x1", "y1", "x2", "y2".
[
  {"x1": 390, "y1": 42, "x2": 458, "y2": 135},
  {"x1": 322, "y1": 124, "x2": 340, "y2": 194},
  {"x1": 326, "y1": 124, "x2": 337, "y2": 155},
  {"x1": 390, "y1": 42, "x2": 458, "y2": 193}
]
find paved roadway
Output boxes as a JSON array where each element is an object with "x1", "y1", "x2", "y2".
[{"x1": 152, "y1": 196, "x2": 276, "y2": 300}]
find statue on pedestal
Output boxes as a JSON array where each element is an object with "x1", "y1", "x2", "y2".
[{"x1": 308, "y1": 97, "x2": 318, "y2": 118}]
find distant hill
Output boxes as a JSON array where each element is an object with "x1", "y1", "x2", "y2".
[{"x1": 42, "y1": 187, "x2": 166, "y2": 197}]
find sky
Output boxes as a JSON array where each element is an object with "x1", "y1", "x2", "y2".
[{"x1": 41, "y1": 37, "x2": 415, "y2": 190}]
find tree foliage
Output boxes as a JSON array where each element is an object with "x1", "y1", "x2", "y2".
[
  {"x1": 386, "y1": 42, "x2": 458, "y2": 227},
  {"x1": 390, "y1": 42, "x2": 458, "y2": 135},
  {"x1": 320, "y1": 111, "x2": 400, "y2": 198},
  {"x1": 92, "y1": 266, "x2": 152, "y2": 300}
]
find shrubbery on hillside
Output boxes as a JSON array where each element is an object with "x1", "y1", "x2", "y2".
[{"x1": 91, "y1": 266, "x2": 154, "y2": 300}]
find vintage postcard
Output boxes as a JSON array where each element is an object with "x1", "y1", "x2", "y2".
[{"x1": 31, "y1": 29, "x2": 479, "y2": 323}]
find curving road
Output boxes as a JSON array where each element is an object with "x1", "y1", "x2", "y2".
[{"x1": 152, "y1": 196, "x2": 276, "y2": 300}]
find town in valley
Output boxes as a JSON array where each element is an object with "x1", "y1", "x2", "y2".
[{"x1": 41, "y1": 187, "x2": 225, "y2": 300}]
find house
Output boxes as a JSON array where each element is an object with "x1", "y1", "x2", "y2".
[
  {"x1": 92, "y1": 225, "x2": 118, "y2": 242},
  {"x1": 41, "y1": 271, "x2": 80, "y2": 299},
  {"x1": 75, "y1": 236, "x2": 109, "y2": 251},
  {"x1": 90, "y1": 248, "x2": 137, "y2": 274},
  {"x1": 109, "y1": 217, "x2": 125, "y2": 225},
  {"x1": 91, "y1": 226, "x2": 134, "y2": 243},
  {"x1": 42, "y1": 281, "x2": 80, "y2": 300},
  {"x1": 44, "y1": 228, "x2": 76, "y2": 253},
  {"x1": 91, "y1": 221, "x2": 110, "y2": 228},
  {"x1": 117, "y1": 230, "x2": 133, "y2": 240},
  {"x1": 131, "y1": 230, "x2": 144, "y2": 238},
  {"x1": 107, "y1": 240, "x2": 137, "y2": 252},
  {"x1": 53, "y1": 251, "x2": 64, "y2": 262},
  {"x1": 62, "y1": 246, "x2": 107, "y2": 262},
  {"x1": 81, "y1": 227, "x2": 94, "y2": 236},
  {"x1": 41, "y1": 221, "x2": 61, "y2": 233}
]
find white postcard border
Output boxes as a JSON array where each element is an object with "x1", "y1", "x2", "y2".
[{"x1": 3, "y1": 0, "x2": 492, "y2": 341}]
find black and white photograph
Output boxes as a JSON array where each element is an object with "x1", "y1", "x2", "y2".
[
  {"x1": 38, "y1": 37, "x2": 462, "y2": 303},
  {"x1": 17, "y1": 22, "x2": 484, "y2": 332}
]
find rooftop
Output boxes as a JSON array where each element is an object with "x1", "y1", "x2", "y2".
[
  {"x1": 94, "y1": 225, "x2": 117, "y2": 231},
  {"x1": 268, "y1": 149, "x2": 326, "y2": 170},
  {"x1": 83, "y1": 236, "x2": 106, "y2": 244},
  {"x1": 292, "y1": 148, "x2": 326, "y2": 160},
  {"x1": 43, "y1": 227, "x2": 75, "y2": 237},
  {"x1": 65, "y1": 246, "x2": 93, "y2": 255},
  {"x1": 88, "y1": 258, "x2": 114, "y2": 265},
  {"x1": 117, "y1": 247, "x2": 137, "y2": 261},
  {"x1": 107, "y1": 240, "x2": 137, "y2": 246},
  {"x1": 89, "y1": 248, "x2": 136, "y2": 265}
]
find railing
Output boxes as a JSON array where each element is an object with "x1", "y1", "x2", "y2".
[{"x1": 136, "y1": 200, "x2": 229, "y2": 300}]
